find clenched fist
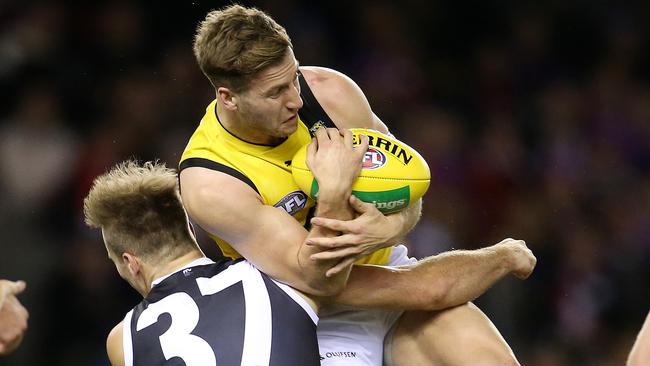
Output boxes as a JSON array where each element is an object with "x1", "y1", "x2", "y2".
[{"x1": 495, "y1": 238, "x2": 537, "y2": 279}]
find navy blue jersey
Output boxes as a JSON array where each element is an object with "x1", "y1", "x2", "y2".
[{"x1": 121, "y1": 258, "x2": 320, "y2": 366}]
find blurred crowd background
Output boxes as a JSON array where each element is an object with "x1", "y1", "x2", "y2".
[{"x1": 1, "y1": 1, "x2": 649, "y2": 365}]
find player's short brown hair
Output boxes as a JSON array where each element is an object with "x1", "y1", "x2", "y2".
[
  {"x1": 193, "y1": 4, "x2": 293, "y2": 92},
  {"x1": 84, "y1": 160, "x2": 195, "y2": 262}
]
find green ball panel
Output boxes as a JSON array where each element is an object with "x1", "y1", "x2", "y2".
[{"x1": 309, "y1": 179, "x2": 410, "y2": 214}]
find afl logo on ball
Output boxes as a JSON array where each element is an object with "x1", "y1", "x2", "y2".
[{"x1": 363, "y1": 148, "x2": 386, "y2": 170}]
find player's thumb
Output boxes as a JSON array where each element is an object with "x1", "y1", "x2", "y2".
[
  {"x1": 305, "y1": 138, "x2": 317, "y2": 169},
  {"x1": 354, "y1": 134, "x2": 369, "y2": 159}
]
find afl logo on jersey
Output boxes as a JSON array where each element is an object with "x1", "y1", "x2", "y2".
[
  {"x1": 362, "y1": 147, "x2": 386, "y2": 170},
  {"x1": 274, "y1": 191, "x2": 308, "y2": 216}
]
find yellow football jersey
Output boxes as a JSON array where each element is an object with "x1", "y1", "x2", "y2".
[{"x1": 180, "y1": 99, "x2": 393, "y2": 265}]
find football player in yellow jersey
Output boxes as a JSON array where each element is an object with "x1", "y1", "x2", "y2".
[{"x1": 180, "y1": 5, "x2": 533, "y2": 365}]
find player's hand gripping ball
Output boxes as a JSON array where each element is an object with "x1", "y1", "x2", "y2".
[{"x1": 291, "y1": 128, "x2": 430, "y2": 213}]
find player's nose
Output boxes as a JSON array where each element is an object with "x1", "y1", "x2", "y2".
[{"x1": 286, "y1": 84, "x2": 303, "y2": 110}]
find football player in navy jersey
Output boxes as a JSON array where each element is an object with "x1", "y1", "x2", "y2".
[{"x1": 85, "y1": 159, "x2": 326, "y2": 366}]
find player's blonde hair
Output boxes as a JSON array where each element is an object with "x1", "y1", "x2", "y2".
[
  {"x1": 84, "y1": 160, "x2": 196, "y2": 262},
  {"x1": 193, "y1": 4, "x2": 293, "y2": 92}
]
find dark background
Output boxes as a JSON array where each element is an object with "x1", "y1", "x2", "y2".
[{"x1": 0, "y1": 1, "x2": 648, "y2": 365}]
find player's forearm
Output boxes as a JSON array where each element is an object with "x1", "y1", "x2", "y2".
[
  {"x1": 294, "y1": 127, "x2": 367, "y2": 295},
  {"x1": 406, "y1": 246, "x2": 516, "y2": 310},
  {"x1": 296, "y1": 187, "x2": 355, "y2": 296},
  {"x1": 329, "y1": 245, "x2": 522, "y2": 310},
  {"x1": 628, "y1": 311, "x2": 650, "y2": 366}
]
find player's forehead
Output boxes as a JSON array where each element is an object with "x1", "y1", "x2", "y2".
[{"x1": 251, "y1": 50, "x2": 299, "y2": 90}]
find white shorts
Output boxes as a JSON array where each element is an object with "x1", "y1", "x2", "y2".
[{"x1": 317, "y1": 245, "x2": 417, "y2": 365}]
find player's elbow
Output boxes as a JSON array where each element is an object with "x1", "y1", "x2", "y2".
[
  {"x1": 312, "y1": 286, "x2": 345, "y2": 298},
  {"x1": 412, "y1": 275, "x2": 459, "y2": 311},
  {"x1": 303, "y1": 277, "x2": 346, "y2": 298}
]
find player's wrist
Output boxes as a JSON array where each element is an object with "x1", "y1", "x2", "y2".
[
  {"x1": 317, "y1": 183, "x2": 352, "y2": 202},
  {"x1": 315, "y1": 200, "x2": 352, "y2": 220},
  {"x1": 484, "y1": 243, "x2": 512, "y2": 272},
  {"x1": 501, "y1": 244, "x2": 525, "y2": 274}
]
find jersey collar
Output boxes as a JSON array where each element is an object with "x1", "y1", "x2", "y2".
[{"x1": 150, "y1": 257, "x2": 215, "y2": 288}]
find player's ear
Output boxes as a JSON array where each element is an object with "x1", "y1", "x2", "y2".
[
  {"x1": 217, "y1": 87, "x2": 238, "y2": 111},
  {"x1": 122, "y1": 253, "x2": 141, "y2": 276}
]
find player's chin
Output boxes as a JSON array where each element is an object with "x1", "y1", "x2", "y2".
[{"x1": 280, "y1": 119, "x2": 298, "y2": 135}]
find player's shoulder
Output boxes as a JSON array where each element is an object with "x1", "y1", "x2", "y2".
[
  {"x1": 299, "y1": 66, "x2": 379, "y2": 130},
  {"x1": 299, "y1": 66, "x2": 344, "y2": 81},
  {"x1": 107, "y1": 320, "x2": 123, "y2": 344},
  {"x1": 299, "y1": 66, "x2": 358, "y2": 94},
  {"x1": 180, "y1": 166, "x2": 262, "y2": 208},
  {"x1": 107, "y1": 320, "x2": 125, "y2": 366}
]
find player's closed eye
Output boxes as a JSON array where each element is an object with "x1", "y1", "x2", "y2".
[{"x1": 269, "y1": 86, "x2": 289, "y2": 99}]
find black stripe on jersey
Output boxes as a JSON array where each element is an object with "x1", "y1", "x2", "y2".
[
  {"x1": 261, "y1": 275, "x2": 320, "y2": 366},
  {"x1": 303, "y1": 205, "x2": 316, "y2": 231},
  {"x1": 179, "y1": 158, "x2": 259, "y2": 194},
  {"x1": 298, "y1": 73, "x2": 337, "y2": 134}
]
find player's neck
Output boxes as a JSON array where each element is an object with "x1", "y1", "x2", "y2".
[
  {"x1": 145, "y1": 250, "x2": 205, "y2": 294},
  {"x1": 216, "y1": 103, "x2": 284, "y2": 145}
]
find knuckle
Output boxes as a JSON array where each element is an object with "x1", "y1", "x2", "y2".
[
  {"x1": 343, "y1": 248, "x2": 355, "y2": 257},
  {"x1": 330, "y1": 241, "x2": 342, "y2": 248}
]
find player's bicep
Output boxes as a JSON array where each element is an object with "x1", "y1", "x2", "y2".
[
  {"x1": 107, "y1": 322, "x2": 124, "y2": 366},
  {"x1": 235, "y1": 204, "x2": 313, "y2": 281},
  {"x1": 180, "y1": 166, "x2": 264, "y2": 244},
  {"x1": 180, "y1": 167, "x2": 309, "y2": 284}
]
